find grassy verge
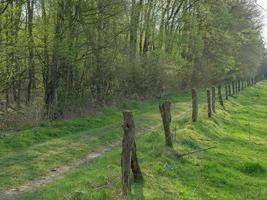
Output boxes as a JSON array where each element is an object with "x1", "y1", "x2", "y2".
[
  {"x1": 16, "y1": 81, "x2": 267, "y2": 200},
  {"x1": 0, "y1": 90, "x2": 205, "y2": 192}
]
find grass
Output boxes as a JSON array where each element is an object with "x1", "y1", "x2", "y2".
[
  {"x1": 15, "y1": 81, "x2": 267, "y2": 200},
  {"x1": 0, "y1": 90, "x2": 199, "y2": 192}
]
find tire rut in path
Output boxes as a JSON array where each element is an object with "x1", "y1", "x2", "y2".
[{"x1": 0, "y1": 109, "x2": 191, "y2": 200}]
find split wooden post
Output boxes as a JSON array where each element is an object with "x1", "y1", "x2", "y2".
[
  {"x1": 211, "y1": 87, "x2": 216, "y2": 113},
  {"x1": 218, "y1": 85, "x2": 224, "y2": 107},
  {"x1": 159, "y1": 101, "x2": 173, "y2": 148},
  {"x1": 207, "y1": 90, "x2": 212, "y2": 118},
  {"x1": 121, "y1": 111, "x2": 142, "y2": 196},
  {"x1": 191, "y1": 88, "x2": 198, "y2": 122}
]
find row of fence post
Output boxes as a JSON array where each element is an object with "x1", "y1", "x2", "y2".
[
  {"x1": 121, "y1": 76, "x2": 258, "y2": 196},
  {"x1": 192, "y1": 77, "x2": 257, "y2": 121}
]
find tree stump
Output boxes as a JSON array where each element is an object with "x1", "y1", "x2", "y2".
[
  {"x1": 211, "y1": 87, "x2": 216, "y2": 113},
  {"x1": 218, "y1": 85, "x2": 224, "y2": 107},
  {"x1": 191, "y1": 88, "x2": 198, "y2": 122},
  {"x1": 159, "y1": 101, "x2": 173, "y2": 147},
  {"x1": 121, "y1": 111, "x2": 142, "y2": 196},
  {"x1": 207, "y1": 90, "x2": 212, "y2": 118}
]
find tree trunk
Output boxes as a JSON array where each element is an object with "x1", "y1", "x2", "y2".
[{"x1": 26, "y1": 0, "x2": 35, "y2": 104}]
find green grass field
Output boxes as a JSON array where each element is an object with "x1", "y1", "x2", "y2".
[{"x1": 1, "y1": 81, "x2": 267, "y2": 199}]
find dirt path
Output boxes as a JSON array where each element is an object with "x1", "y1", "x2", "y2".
[{"x1": 0, "y1": 109, "x2": 190, "y2": 200}]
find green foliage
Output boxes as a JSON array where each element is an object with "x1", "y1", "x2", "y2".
[
  {"x1": 0, "y1": 0, "x2": 265, "y2": 122},
  {"x1": 240, "y1": 162, "x2": 266, "y2": 176}
]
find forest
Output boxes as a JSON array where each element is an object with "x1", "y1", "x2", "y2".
[
  {"x1": 0, "y1": 0, "x2": 266, "y2": 127},
  {"x1": 1, "y1": 0, "x2": 267, "y2": 199}
]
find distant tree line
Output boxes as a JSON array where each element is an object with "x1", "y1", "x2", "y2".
[{"x1": 0, "y1": 0, "x2": 265, "y2": 120}]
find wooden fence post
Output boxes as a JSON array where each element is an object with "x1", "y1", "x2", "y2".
[
  {"x1": 207, "y1": 90, "x2": 212, "y2": 118},
  {"x1": 232, "y1": 81, "x2": 235, "y2": 96},
  {"x1": 211, "y1": 87, "x2": 216, "y2": 113},
  {"x1": 235, "y1": 80, "x2": 238, "y2": 95},
  {"x1": 159, "y1": 101, "x2": 173, "y2": 148},
  {"x1": 121, "y1": 111, "x2": 142, "y2": 196},
  {"x1": 191, "y1": 88, "x2": 198, "y2": 122},
  {"x1": 218, "y1": 85, "x2": 224, "y2": 106},
  {"x1": 228, "y1": 83, "x2": 231, "y2": 97},
  {"x1": 225, "y1": 83, "x2": 228, "y2": 100}
]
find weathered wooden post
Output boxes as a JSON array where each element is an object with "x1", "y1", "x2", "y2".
[
  {"x1": 228, "y1": 83, "x2": 231, "y2": 97},
  {"x1": 235, "y1": 80, "x2": 238, "y2": 95},
  {"x1": 225, "y1": 83, "x2": 228, "y2": 100},
  {"x1": 232, "y1": 81, "x2": 235, "y2": 96},
  {"x1": 121, "y1": 111, "x2": 142, "y2": 196},
  {"x1": 207, "y1": 90, "x2": 212, "y2": 118},
  {"x1": 238, "y1": 80, "x2": 241, "y2": 92},
  {"x1": 159, "y1": 101, "x2": 173, "y2": 148},
  {"x1": 218, "y1": 85, "x2": 224, "y2": 107},
  {"x1": 191, "y1": 88, "x2": 198, "y2": 122},
  {"x1": 211, "y1": 87, "x2": 216, "y2": 113}
]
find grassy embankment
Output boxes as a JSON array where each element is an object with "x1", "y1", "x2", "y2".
[
  {"x1": 16, "y1": 81, "x2": 267, "y2": 200},
  {"x1": 0, "y1": 89, "x2": 201, "y2": 193}
]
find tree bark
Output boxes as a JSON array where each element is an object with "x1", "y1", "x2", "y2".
[{"x1": 26, "y1": 0, "x2": 35, "y2": 104}]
